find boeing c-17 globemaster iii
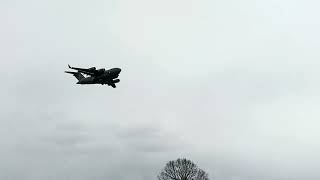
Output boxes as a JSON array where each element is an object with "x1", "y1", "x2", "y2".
[{"x1": 65, "y1": 65, "x2": 121, "y2": 88}]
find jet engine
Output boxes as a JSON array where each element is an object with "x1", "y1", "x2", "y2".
[
  {"x1": 113, "y1": 79, "x2": 120, "y2": 83},
  {"x1": 97, "y1": 68, "x2": 105, "y2": 74},
  {"x1": 89, "y1": 67, "x2": 96, "y2": 71}
]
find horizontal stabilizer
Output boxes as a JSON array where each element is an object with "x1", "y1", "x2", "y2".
[
  {"x1": 65, "y1": 71, "x2": 76, "y2": 75},
  {"x1": 65, "y1": 71, "x2": 85, "y2": 81}
]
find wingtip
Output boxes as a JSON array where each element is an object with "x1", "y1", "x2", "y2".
[{"x1": 68, "y1": 64, "x2": 71, "y2": 68}]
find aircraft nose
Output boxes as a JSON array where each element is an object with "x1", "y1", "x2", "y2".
[{"x1": 117, "y1": 68, "x2": 122, "y2": 73}]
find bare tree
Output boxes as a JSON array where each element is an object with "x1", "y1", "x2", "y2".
[
  {"x1": 194, "y1": 169, "x2": 210, "y2": 180},
  {"x1": 158, "y1": 158, "x2": 210, "y2": 180}
]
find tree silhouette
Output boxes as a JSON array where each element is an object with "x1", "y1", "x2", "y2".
[{"x1": 158, "y1": 158, "x2": 210, "y2": 180}]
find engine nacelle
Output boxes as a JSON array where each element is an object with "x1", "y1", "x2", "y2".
[
  {"x1": 89, "y1": 67, "x2": 96, "y2": 71},
  {"x1": 113, "y1": 79, "x2": 120, "y2": 83},
  {"x1": 97, "y1": 68, "x2": 105, "y2": 73}
]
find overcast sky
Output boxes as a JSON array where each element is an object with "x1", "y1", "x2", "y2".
[{"x1": 1, "y1": 0, "x2": 320, "y2": 179}]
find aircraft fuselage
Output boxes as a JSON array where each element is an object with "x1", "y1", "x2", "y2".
[
  {"x1": 65, "y1": 65, "x2": 122, "y2": 88},
  {"x1": 77, "y1": 68, "x2": 121, "y2": 85}
]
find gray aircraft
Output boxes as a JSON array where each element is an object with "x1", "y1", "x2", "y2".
[{"x1": 65, "y1": 65, "x2": 121, "y2": 88}]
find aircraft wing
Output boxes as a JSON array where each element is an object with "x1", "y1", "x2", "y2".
[
  {"x1": 74, "y1": 69, "x2": 96, "y2": 76},
  {"x1": 68, "y1": 64, "x2": 97, "y2": 76}
]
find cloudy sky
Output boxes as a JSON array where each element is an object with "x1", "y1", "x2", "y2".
[{"x1": 1, "y1": 0, "x2": 320, "y2": 179}]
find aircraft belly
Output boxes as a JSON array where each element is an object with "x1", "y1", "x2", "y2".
[{"x1": 77, "y1": 77, "x2": 95, "y2": 84}]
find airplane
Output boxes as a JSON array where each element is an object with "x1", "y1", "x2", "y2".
[{"x1": 65, "y1": 64, "x2": 121, "y2": 88}]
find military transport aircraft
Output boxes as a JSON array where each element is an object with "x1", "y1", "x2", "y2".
[{"x1": 65, "y1": 65, "x2": 121, "y2": 88}]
